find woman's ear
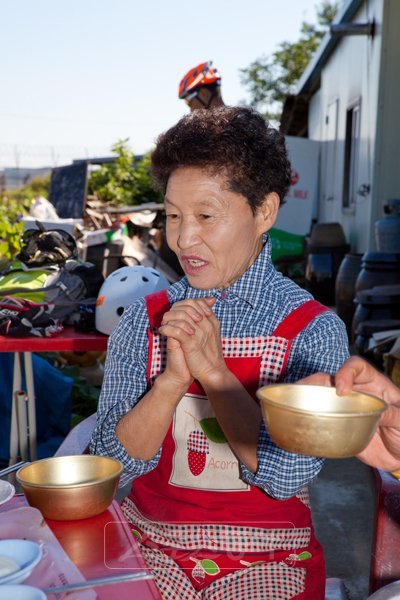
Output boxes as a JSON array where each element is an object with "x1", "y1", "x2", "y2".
[{"x1": 257, "y1": 192, "x2": 280, "y2": 233}]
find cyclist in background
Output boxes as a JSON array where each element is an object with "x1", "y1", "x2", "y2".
[{"x1": 178, "y1": 61, "x2": 225, "y2": 111}]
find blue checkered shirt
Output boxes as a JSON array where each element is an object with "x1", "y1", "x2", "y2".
[{"x1": 90, "y1": 237, "x2": 349, "y2": 499}]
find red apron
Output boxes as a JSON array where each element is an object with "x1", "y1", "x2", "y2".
[{"x1": 121, "y1": 291, "x2": 329, "y2": 599}]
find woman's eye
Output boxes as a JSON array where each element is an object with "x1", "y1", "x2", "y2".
[
  {"x1": 166, "y1": 214, "x2": 179, "y2": 220},
  {"x1": 199, "y1": 214, "x2": 212, "y2": 220}
]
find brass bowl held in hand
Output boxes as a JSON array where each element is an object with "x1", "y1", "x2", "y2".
[
  {"x1": 16, "y1": 455, "x2": 123, "y2": 520},
  {"x1": 256, "y1": 384, "x2": 387, "y2": 458}
]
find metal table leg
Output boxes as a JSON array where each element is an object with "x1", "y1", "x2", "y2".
[
  {"x1": 9, "y1": 352, "x2": 22, "y2": 466},
  {"x1": 8, "y1": 351, "x2": 37, "y2": 466},
  {"x1": 16, "y1": 390, "x2": 28, "y2": 462},
  {"x1": 24, "y1": 352, "x2": 37, "y2": 461}
]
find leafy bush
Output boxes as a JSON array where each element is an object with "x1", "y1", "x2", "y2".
[
  {"x1": 0, "y1": 197, "x2": 29, "y2": 269},
  {"x1": 88, "y1": 139, "x2": 163, "y2": 206},
  {"x1": 4, "y1": 175, "x2": 50, "y2": 204},
  {"x1": 0, "y1": 176, "x2": 50, "y2": 269}
]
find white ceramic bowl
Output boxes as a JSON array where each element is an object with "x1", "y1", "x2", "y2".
[
  {"x1": 0, "y1": 480, "x2": 15, "y2": 506},
  {"x1": 0, "y1": 540, "x2": 42, "y2": 585},
  {"x1": 0, "y1": 586, "x2": 45, "y2": 600}
]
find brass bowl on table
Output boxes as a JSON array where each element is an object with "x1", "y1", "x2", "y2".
[
  {"x1": 16, "y1": 455, "x2": 123, "y2": 521},
  {"x1": 256, "y1": 384, "x2": 387, "y2": 458}
]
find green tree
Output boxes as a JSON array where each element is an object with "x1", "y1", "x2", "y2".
[
  {"x1": 132, "y1": 152, "x2": 163, "y2": 204},
  {"x1": 240, "y1": 1, "x2": 338, "y2": 123},
  {"x1": 88, "y1": 139, "x2": 163, "y2": 206}
]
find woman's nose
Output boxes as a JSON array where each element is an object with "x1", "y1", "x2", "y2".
[{"x1": 177, "y1": 220, "x2": 199, "y2": 249}]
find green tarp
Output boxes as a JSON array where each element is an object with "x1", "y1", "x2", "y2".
[{"x1": 269, "y1": 228, "x2": 305, "y2": 263}]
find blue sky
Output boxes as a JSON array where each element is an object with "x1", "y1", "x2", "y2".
[{"x1": 1, "y1": 0, "x2": 329, "y2": 167}]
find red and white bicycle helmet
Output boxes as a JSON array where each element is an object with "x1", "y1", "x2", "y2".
[
  {"x1": 178, "y1": 61, "x2": 221, "y2": 100},
  {"x1": 95, "y1": 265, "x2": 169, "y2": 335}
]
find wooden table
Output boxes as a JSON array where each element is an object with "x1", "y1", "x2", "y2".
[
  {"x1": 0, "y1": 495, "x2": 160, "y2": 599},
  {"x1": 0, "y1": 328, "x2": 108, "y2": 465}
]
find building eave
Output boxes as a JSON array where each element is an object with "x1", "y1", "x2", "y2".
[{"x1": 296, "y1": 0, "x2": 365, "y2": 95}]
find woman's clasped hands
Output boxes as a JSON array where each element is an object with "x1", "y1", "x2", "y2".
[{"x1": 159, "y1": 297, "x2": 227, "y2": 386}]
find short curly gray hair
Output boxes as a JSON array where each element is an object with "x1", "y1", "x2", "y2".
[{"x1": 151, "y1": 106, "x2": 291, "y2": 212}]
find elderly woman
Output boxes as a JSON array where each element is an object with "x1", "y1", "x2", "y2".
[{"x1": 90, "y1": 106, "x2": 349, "y2": 600}]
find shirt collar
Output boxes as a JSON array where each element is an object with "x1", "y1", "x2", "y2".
[{"x1": 175, "y1": 234, "x2": 275, "y2": 308}]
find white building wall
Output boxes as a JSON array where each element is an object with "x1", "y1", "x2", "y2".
[
  {"x1": 308, "y1": 0, "x2": 384, "y2": 251},
  {"x1": 371, "y1": 0, "x2": 400, "y2": 239}
]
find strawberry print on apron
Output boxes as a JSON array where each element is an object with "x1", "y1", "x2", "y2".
[{"x1": 171, "y1": 393, "x2": 247, "y2": 489}]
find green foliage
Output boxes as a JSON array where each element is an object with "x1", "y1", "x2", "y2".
[
  {"x1": 4, "y1": 175, "x2": 50, "y2": 204},
  {"x1": 0, "y1": 176, "x2": 50, "y2": 269},
  {"x1": 88, "y1": 139, "x2": 163, "y2": 206},
  {"x1": 0, "y1": 197, "x2": 29, "y2": 269},
  {"x1": 133, "y1": 152, "x2": 163, "y2": 204},
  {"x1": 23, "y1": 174, "x2": 50, "y2": 199},
  {"x1": 240, "y1": 1, "x2": 338, "y2": 122}
]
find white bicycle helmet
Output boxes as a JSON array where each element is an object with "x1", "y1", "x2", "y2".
[{"x1": 95, "y1": 265, "x2": 170, "y2": 335}]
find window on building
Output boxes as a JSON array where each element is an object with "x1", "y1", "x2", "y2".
[{"x1": 343, "y1": 102, "x2": 361, "y2": 209}]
